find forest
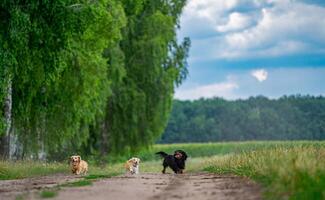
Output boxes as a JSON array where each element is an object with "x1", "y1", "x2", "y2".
[
  {"x1": 160, "y1": 95, "x2": 325, "y2": 143},
  {"x1": 0, "y1": 0, "x2": 190, "y2": 160}
]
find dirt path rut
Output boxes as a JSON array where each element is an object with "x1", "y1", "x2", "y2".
[{"x1": 0, "y1": 173, "x2": 262, "y2": 200}]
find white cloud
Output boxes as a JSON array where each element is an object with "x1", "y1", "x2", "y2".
[
  {"x1": 179, "y1": 0, "x2": 240, "y2": 39},
  {"x1": 223, "y1": 3, "x2": 325, "y2": 57},
  {"x1": 251, "y1": 69, "x2": 268, "y2": 82},
  {"x1": 175, "y1": 68, "x2": 325, "y2": 100},
  {"x1": 175, "y1": 76, "x2": 239, "y2": 100},
  {"x1": 216, "y1": 12, "x2": 253, "y2": 33},
  {"x1": 179, "y1": 0, "x2": 325, "y2": 60}
]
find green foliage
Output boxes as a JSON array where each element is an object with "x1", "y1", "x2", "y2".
[
  {"x1": 1, "y1": 0, "x2": 187, "y2": 159},
  {"x1": 161, "y1": 96, "x2": 325, "y2": 143},
  {"x1": 0, "y1": 0, "x2": 126, "y2": 156},
  {"x1": 87, "y1": 0, "x2": 190, "y2": 157}
]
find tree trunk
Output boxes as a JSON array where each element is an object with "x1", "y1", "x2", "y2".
[
  {"x1": 100, "y1": 118, "x2": 109, "y2": 157},
  {"x1": 99, "y1": 98, "x2": 113, "y2": 163},
  {"x1": 0, "y1": 78, "x2": 12, "y2": 159}
]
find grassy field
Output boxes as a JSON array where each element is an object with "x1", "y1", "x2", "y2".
[
  {"x1": 0, "y1": 161, "x2": 68, "y2": 180},
  {"x1": 1, "y1": 141, "x2": 324, "y2": 199},
  {"x1": 204, "y1": 146, "x2": 325, "y2": 200},
  {"x1": 137, "y1": 140, "x2": 324, "y2": 161},
  {"x1": 147, "y1": 141, "x2": 325, "y2": 199},
  {"x1": 0, "y1": 160, "x2": 126, "y2": 180}
]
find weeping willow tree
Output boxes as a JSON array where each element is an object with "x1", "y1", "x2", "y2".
[
  {"x1": 0, "y1": 0, "x2": 189, "y2": 160},
  {"x1": 91, "y1": 0, "x2": 190, "y2": 157},
  {"x1": 0, "y1": 0, "x2": 125, "y2": 159}
]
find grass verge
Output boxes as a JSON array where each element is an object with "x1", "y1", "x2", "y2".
[
  {"x1": 2, "y1": 141, "x2": 325, "y2": 200},
  {"x1": 0, "y1": 161, "x2": 67, "y2": 180},
  {"x1": 204, "y1": 146, "x2": 325, "y2": 200},
  {"x1": 1, "y1": 141, "x2": 323, "y2": 180}
]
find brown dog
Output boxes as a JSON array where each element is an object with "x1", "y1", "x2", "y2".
[
  {"x1": 70, "y1": 155, "x2": 88, "y2": 175},
  {"x1": 124, "y1": 157, "x2": 140, "y2": 174}
]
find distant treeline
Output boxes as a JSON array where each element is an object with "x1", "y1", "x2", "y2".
[
  {"x1": 0, "y1": 0, "x2": 189, "y2": 160},
  {"x1": 159, "y1": 95, "x2": 325, "y2": 143}
]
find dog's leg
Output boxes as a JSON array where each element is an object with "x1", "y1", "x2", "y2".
[
  {"x1": 162, "y1": 160, "x2": 169, "y2": 174},
  {"x1": 129, "y1": 166, "x2": 134, "y2": 174},
  {"x1": 162, "y1": 166, "x2": 167, "y2": 174}
]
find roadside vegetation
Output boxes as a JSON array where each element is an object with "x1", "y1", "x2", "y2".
[
  {"x1": 0, "y1": 160, "x2": 124, "y2": 180},
  {"x1": 0, "y1": 161, "x2": 67, "y2": 180},
  {"x1": 1, "y1": 141, "x2": 324, "y2": 200},
  {"x1": 136, "y1": 140, "x2": 324, "y2": 162},
  {"x1": 205, "y1": 146, "x2": 325, "y2": 200}
]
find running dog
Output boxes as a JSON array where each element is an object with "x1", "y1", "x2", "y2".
[
  {"x1": 125, "y1": 157, "x2": 141, "y2": 174},
  {"x1": 156, "y1": 150, "x2": 188, "y2": 174},
  {"x1": 70, "y1": 155, "x2": 88, "y2": 175}
]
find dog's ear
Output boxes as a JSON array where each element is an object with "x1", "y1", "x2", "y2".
[
  {"x1": 77, "y1": 156, "x2": 81, "y2": 162},
  {"x1": 180, "y1": 151, "x2": 188, "y2": 160},
  {"x1": 182, "y1": 153, "x2": 188, "y2": 160}
]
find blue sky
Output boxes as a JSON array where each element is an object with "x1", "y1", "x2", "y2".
[{"x1": 175, "y1": 0, "x2": 325, "y2": 100}]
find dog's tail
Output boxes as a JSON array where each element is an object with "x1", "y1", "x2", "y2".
[{"x1": 155, "y1": 151, "x2": 168, "y2": 158}]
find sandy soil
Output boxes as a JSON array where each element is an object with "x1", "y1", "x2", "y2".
[{"x1": 0, "y1": 173, "x2": 261, "y2": 200}]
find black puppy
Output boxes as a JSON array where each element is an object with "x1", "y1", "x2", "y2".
[{"x1": 156, "y1": 150, "x2": 188, "y2": 174}]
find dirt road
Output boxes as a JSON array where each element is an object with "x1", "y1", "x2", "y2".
[{"x1": 0, "y1": 173, "x2": 261, "y2": 200}]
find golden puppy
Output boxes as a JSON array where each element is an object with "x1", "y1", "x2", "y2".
[
  {"x1": 124, "y1": 157, "x2": 140, "y2": 174},
  {"x1": 70, "y1": 155, "x2": 88, "y2": 175}
]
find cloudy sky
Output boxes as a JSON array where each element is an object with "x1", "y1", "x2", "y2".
[{"x1": 174, "y1": 0, "x2": 325, "y2": 100}]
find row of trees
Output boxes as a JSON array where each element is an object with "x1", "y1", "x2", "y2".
[
  {"x1": 159, "y1": 95, "x2": 325, "y2": 143},
  {"x1": 0, "y1": 0, "x2": 189, "y2": 160}
]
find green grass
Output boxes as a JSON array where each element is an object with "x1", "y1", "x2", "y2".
[
  {"x1": 88, "y1": 140, "x2": 323, "y2": 163},
  {"x1": 0, "y1": 161, "x2": 68, "y2": 180},
  {"x1": 1, "y1": 141, "x2": 324, "y2": 200},
  {"x1": 0, "y1": 157, "x2": 124, "y2": 180},
  {"x1": 15, "y1": 195, "x2": 24, "y2": 200},
  {"x1": 83, "y1": 174, "x2": 112, "y2": 180},
  {"x1": 39, "y1": 190, "x2": 57, "y2": 198},
  {"x1": 204, "y1": 146, "x2": 325, "y2": 200},
  {"x1": 144, "y1": 141, "x2": 325, "y2": 199},
  {"x1": 62, "y1": 179, "x2": 93, "y2": 187}
]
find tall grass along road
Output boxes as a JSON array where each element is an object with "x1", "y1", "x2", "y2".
[{"x1": 0, "y1": 141, "x2": 323, "y2": 200}]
